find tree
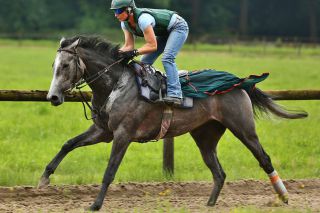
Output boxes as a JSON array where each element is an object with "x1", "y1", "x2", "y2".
[
  {"x1": 239, "y1": 0, "x2": 248, "y2": 37},
  {"x1": 248, "y1": 0, "x2": 310, "y2": 39},
  {"x1": 307, "y1": 0, "x2": 318, "y2": 43},
  {"x1": 191, "y1": 0, "x2": 201, "y2": 35},
  {"x1": 137, "y1": 0, "x2": 170, "y2": 8},
  {"x1": 0, "y1": 0, "x2": 319, "y2": 41}
]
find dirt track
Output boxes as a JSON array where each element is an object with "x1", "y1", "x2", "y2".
[{"x1": 0, "y1": 179, "x2": 319, "y2": 212}]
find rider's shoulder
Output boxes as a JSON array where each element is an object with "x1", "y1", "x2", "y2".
[
  {"x1": 139, "y1": 12, "x2": 154, "y2": 20},
  {"x1": 138, "y1": 13, "x2": 155, "y2": 29}
]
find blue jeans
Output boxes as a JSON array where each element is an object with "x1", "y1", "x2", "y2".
[{"x1": 141, "y1": 17, "x2": 189, "y2": 98}]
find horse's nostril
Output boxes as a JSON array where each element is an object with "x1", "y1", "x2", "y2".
[
  {"x1": 48, "y1": 94, "x2": 63, "y2": 106},
  {"x1": 51, "y1": 95, "x2": 59, "y2": 101}
]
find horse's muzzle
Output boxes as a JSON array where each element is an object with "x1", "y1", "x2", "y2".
[{"x1": 47, "y1": 94, "x2": 64, "y2": 106}]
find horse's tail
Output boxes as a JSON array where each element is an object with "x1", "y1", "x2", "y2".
[{"x1": 248, "y1": 88, "x2": 308, "y2": 119}]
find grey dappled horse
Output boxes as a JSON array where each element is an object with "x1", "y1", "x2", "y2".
[{"x1": 41, "y1": 36, "x2": 307, "y2": 211}]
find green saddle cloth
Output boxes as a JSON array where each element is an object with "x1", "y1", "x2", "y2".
[{"x1": 179, "y1": 69, "x2": 269, "y2": 99}]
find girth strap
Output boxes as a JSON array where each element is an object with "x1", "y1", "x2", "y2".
[{"x1": 155, "y1": 106, "x2": 173, "y2": 140}]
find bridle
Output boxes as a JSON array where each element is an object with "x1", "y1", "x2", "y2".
[
  {"x1": 57, "y1": 47, "x2": 123, "y2": 92},
  {"x1": 56, "y1": 46, "x2": 124, "y2": 120},
  {"x1": 57, "y1": 47, "x2": 84, "y2": 92}
]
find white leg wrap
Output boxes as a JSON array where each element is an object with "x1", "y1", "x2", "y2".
[{"x1": 268, "y1": 170, "x2": 289, "y2": 203}]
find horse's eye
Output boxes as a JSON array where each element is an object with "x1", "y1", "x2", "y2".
[{"x1": 62, "y1": 64, "x2": 69, "y2": 69}]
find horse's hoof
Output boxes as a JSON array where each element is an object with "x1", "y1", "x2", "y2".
[
  {"x1": 37, "y1": 177, "x2": 50, "y2": 189},
  {"x1": 86, "y1": 203, "x2": 101, "y2": 211},
  {"x1": 279, "y1": 194, "x2": 289, "y2": 204},
  {"x1": 207, "y1": 200, "x2": 216, "y2": 206}
]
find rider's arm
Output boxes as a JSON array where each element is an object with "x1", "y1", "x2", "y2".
[
  {"x1": 135, "y1": 14, "x2": 157, "y2": 55},
  {"x1": 137, "y1": 26, "x2": 157, "y2": 55},
  {"x1": 120, "y1": 27, "x2": 135, "y2": 52}
]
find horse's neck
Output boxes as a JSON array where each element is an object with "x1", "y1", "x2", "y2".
[
  {"x1": 93, "y1": 67, "x2": 123, "y2": 104},
  {"x1": 80, "y1": 50, "x2": 109, "y2": 85},
  {"x1": 79, "y1": 48, "x2": 129, "y2": 107}
]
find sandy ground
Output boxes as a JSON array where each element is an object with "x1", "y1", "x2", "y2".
[{"x1": 0, "y1": 179, "x2": 319, "y2": 212}]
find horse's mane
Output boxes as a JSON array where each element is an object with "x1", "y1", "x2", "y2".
[{"x1": 60, "y1": 35, "x2": 120, "y2": 58}]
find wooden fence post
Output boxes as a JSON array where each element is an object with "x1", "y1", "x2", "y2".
[{"x1": 163, "y1": 138, "x2": 174, "y2": 176}]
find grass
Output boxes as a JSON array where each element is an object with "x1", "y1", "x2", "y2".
[{"x1": 0, "y1": 39, "x2": 319, "y2": 186}]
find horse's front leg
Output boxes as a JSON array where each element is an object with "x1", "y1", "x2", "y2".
[
  {"x1": 38, "y1": 124, "x2": 113, "y2": 188},
  {"x1": 88, "y1": 131, "x2": 131, "y2": 211}
]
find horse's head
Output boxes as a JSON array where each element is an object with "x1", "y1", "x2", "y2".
[{"x1": 47, "y1": 38, "x2": 86, "y2": 106}]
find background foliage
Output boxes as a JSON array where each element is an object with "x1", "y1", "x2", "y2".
[{"x1": 0, "y1": 0, "x2": 319, "y2": 42}]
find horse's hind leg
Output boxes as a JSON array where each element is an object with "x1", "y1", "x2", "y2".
[
  {"x1": 223, "y1": 104, "x2": 289, "y2": 204},
  {"x1": 190, "y1": 120, "x2": 226, "y2": 206},
  {"x1": 38, "y1": 124, "x2": 112, "y2": 188},
  {"x1": 237, "y1": 131, "x2": 288, "y2": 203}
]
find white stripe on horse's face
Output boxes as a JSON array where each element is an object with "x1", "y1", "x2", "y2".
[
  {"x1": 47, "y1": 53, "x2": 64, "y2": 106},
  {"x1": 53, "y1": 52, "x2": 62, "y2": 74},
  {"x1": 49, "y1": 52, "x2": 63, "y2": 94}
]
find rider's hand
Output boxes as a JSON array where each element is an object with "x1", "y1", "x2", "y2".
[{"x1": 119, "y1": 49, "x2": 139, "y2": 63}]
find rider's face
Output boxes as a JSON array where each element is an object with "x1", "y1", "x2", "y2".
[{"x1": 115, "y1": 10, "x2": 128, "y2": 22}]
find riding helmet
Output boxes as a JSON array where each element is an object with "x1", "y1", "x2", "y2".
[{"x1": 110, "y1": 0, "x2": 136, "y2": 9}]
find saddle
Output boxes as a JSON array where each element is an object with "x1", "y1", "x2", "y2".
[{"x1": 128, "y1": 60, "x2": 193, "y2": 108}]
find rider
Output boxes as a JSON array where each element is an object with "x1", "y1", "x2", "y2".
[{"x1": 110, "y1": 0, "x2": 189, "y2": 105}]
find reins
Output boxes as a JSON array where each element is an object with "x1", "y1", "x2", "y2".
[
  {"x1": 57, "y1": 47, "x2": 124, "y2": 120},
  {"x1": 75, "y1": 58, "x2": 124, "y2": 90}
]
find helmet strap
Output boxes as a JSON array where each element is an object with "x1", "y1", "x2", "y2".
[
  {"x1": 126, "y1": 7, "x2": 133, "y2": 14},
  {"x1": 124, "y1": 7, "x2": 133, "y2": 21}
]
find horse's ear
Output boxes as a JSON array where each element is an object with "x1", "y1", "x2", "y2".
[
  {"x1": 68, "y1": 39, "x2": 80, "y2": 49},
  {"x1": 59, "y1": 37, "x2": 66, "y2": 46}
]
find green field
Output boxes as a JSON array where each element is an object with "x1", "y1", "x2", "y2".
[{"x1": 0, "y1": 39, "x2": 319, "y2": 186}]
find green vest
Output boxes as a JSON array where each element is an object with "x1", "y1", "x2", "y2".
[{"x1": 124, "y1": 8, "x2": 176, "y2": 37}]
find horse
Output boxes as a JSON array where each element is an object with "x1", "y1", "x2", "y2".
[{"x1": 41, "y1": 36, "x2": 307, "y2": 211}]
